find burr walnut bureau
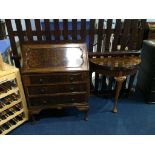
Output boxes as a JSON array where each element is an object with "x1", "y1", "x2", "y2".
[{"x1": 20, "y1": 43, "x2": 90, "y2": 120}]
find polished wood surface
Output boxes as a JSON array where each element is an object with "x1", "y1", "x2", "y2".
[
  {"x1": 90, "y1": 55, "x2": 141, "y2": 112},
  {"x1": 21, "y1": 43, "x2": 90, "y2": 120},
  {"x1": 21, "y1": 43, "x2": 89, "y2": 73},
  {"x1": 90, "y1": 56, "x2": 141, "y2": 71}
]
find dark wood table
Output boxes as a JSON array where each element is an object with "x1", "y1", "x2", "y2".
[{"x1": 90, "y1": 55, "x2": 141, "y2": 113}]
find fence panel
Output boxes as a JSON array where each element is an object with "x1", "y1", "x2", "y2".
[
  {"x1": 44, "y1": 19, "x2": 51, "y2": 41},
  {"x1": 54, "y1": 19, "x2": 60, "y2": 40},
  {"x1": 5, "y1": 19, "x2": 146, "y2": 95},
  {"x1": 5, "y1": 19, "x2": 20, "y2": 67},
  {"x1": 89, "y1": 19, "x2": 95, "y2": 52},
  {"x1": 81, "y1": 19, "x2": 86, "y2": 41},
  {"x1": 105, "y1": 19, "x2": 113, "y2": 51},
  {"x1": 63, "y1": 19, "x2": 68, "y2": 40},
  {"x1": 112, "y1": 19, "x2": 122, "y2": 51},
  {"x1": 25, "y1": 19, "x2": 33, "y2": 41},
  {"x1": 34, "y1": 19, "x2": 42, "y2": 41},
  {"x1": 120, "y1": 19, "x2": 131, "y2": 50},
  {"x1": 72, "y1": 19, "x2": 77, "y2": 40},
  {"x1": 15, "y1": 19, "x2": 24, "y2": 43}
]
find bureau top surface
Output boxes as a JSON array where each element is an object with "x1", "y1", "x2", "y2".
[{"x1": 21, "y1": 43, "x2": 89, "y2": 73}]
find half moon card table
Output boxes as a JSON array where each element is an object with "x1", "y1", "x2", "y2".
[{"x1": 90, "y1": 55, "x2": 141, "y2": 113}]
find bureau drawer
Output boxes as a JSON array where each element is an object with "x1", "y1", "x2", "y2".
[
  {"x1": 29, "y1": 93, "x2": 87, "y2": 106},
  {"x1": 28, "y1": 83, "x2": 87, "y2": 95},
  {"x1": 22, "y1": 72, "x2": 87, "y2": 85}
]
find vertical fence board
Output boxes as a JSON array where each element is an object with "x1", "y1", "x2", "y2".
[
  {"x1": 0, "y1": 20, "x2": 3, "y2": 39},
  {"x1": 112, "y1": 19, "x2": 122, "y2": 51},
  {"x1": 97, "y1": 19, "x2": 104, "y2": 52},
  {"x1": 89, "y1": 20, "x2": 98, "y2": 91},
  {"x1": 81, "y1": 19, "x2": 93, "y2": 90},
  {"x1": 44, "y1": 19, "x2": 51, "y2": 41},
  {"x1": 15, "y1": 19, "x2": 24, "y2": 43},
  {"x1": 129, "y1": 20, "x2": 139, "y2": 50},
  {"x1": 5, "y1": 19, "x2": 20, "y2": 67},
  {"x1": 128, "y1": 20, "x2": 146, "y2": 95},
  {"x1": 81, "y1": 19, "x2": 86, "y2": 41},
  {"x1": 96, "y1": 19, "x2": 105, "y2": 92},
  {"x1": 120, "y1": 19, "x2": 131, "y2": 50},
  {"x1": 72, "y1": 19, "x2": 77, "y2": 40},
  {"x1": 35, "y1": 19, "x2": 42, "y2": 41},
  {"x1": 25, "y1": 19, "x2": 33, "y2": 41},
  {"x1": 104, "y1": 20, "x2": 113, "y2": 90},
  {"x1": 105, "y1": 19, "x2": 112, "y2": 51},
  {"x1": 54, "y1": 19, "x2": 60, "y2": 40},
  {"x1": 89, "y1": 19, "x2": 95, "y2": 52},
  {"x1": 120, "y1": 20, "x2": 131, "y2": 91},
  {"x1": 63, "y1": 19, "x2": 68, "y2": 40},
  {"x1": 137, "y1": 19, "x2": 146, "y2": 49},
  {"x1": 88, "y1": 16, "x2": 97, "y2": 98},
  {"x1": 127, "y1": 20, "x2": 140, "y2": 94},
  {"x1": 0, "y1": 20, "x2": 6, "y2": 39}
]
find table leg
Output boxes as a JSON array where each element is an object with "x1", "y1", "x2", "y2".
[{"x1": 113, "y1": 76, "x2": 126, "y2": 113}]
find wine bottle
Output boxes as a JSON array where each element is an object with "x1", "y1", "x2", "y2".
[
  {"x1": 3, "y1": 110, "x2": 10, "y2": 116},
  {"x1": 0, "y1": 129, "x2": 3, "y2": 134},
  {"x1": 7, "y1": 109, "x2": 14, "y2": 116},
  {"x1": 2, "y1": 114, "x2": 8, "y2": 119},
  {"x1": 0, "y1": 114, "x2": 7, "y2": 120},
  {"x1": 0, "y1": 103, "x2": 3, "y2": 108},
  {"x1": 0, "y1": 126, "x2": 5, "y2": 132},
  {"x1": 0, "y1": 85, "x2": 7, "y2": 93},
  {"x1": 12, "y1": 118, "x2": 18, "y2": 123},
  {"x1": 7, "y1": 81, "x2": 16, "y2": 88},
  {"x1": 2, "y1": 123, "x2": 10, "y2": 130},
  {"x1": 0, "y1": 126, "x2": 5, "y2": 134},
  {"x1": 9, "y1": 108, "x2": 16, "y2": 114},
  {"x1": 14, "y1": 104, "x2": 21, "y2": 111},
  {"x1": 0, "y1": 84, "x2": 9, "y2": 91},
  {"x1": 10, "y1": 94, "x2": 19, "y2": 101},
  {"x1": 6, "y1": 122, "x2": 12, "y2": 128},
  {"x1": 15, "y1": 115, "x2": 23, "y2": 121},
  {"x1": 2, "y1": 98, "x2": 11, "y2": 105},
  {"x1": 9, "y1": 119, "x2": 17, "y2": 125}
]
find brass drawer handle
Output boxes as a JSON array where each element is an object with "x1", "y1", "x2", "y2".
[
  {"x1": 39, "y1": 78, "x2": 43, "y2": 83},
  {"x1": 69, "y1": 87, "x2": 74, "y2": 91},
  {"x1": 71, "y1": 98, "x2": 75, "y2": 102},
  {"x1": 40, "y1": 88, "x2": 46, "y2": 94},
  {"x1": 69, "y1": 76, "x2": 74, "y2": 81},
  {"x1": 43, "y1": 100, "x2": 47, "y2": 104}
]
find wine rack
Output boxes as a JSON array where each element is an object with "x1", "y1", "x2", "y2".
[{"x1": 0, "y1": 63, "x2": 28, "y2": 135}]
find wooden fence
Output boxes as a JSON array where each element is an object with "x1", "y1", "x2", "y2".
[
  {"x1": 5, "y1": 19, "x2": 146, "y2": 95},
  {"x1": 0, "y1": 20, "x2": 6, "y2": 39}
]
